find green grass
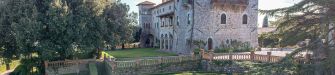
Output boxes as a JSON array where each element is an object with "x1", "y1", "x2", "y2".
[
  {"x1": 0, "y1": 60, "x2": 20, "y2": 73},
  {"x1": 152, "y1": 71, "x2": 240, "y2": 75},
  {"x1": 104, "y1": 48, "x2": 177, "y2": 58}
]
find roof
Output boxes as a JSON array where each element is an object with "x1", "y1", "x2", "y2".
[
  {"x1": 149, "y1": 0, "x2": 173, "y2": 9},
  {"x1": 137, "y1": 1, "x2": 156, "y2": 6}
]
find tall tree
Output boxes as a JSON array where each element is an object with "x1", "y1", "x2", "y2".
[
  {"x1": 261, "y1": 0, "x2": 335, "y2": 74},
  {"x1": 0, "y1": 0, "x2": 137, "y2": 74}
]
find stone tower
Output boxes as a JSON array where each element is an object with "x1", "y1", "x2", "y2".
[{"x1": 137, "y1": 1, "x2": 155, "y2": 48}]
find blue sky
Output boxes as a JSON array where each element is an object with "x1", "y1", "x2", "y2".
[{"x1": 121, "y1": 0, "x2": 302, "y2": 27}]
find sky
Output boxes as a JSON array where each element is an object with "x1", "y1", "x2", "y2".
[{"x1": 121, "y1": 0, "x2": 302, "y2": 27}]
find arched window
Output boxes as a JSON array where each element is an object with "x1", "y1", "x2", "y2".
[
  {"x1": 208, "y1": 38, "x2": 213, "y2": 50},
  {"x1": 148, "y1": 23, "x2": 151, "y2": 29},
  {"x1": 221, "y1": 14, "x2": 226, "y2": 24},
  {"x1": 243, "y1": 14, "x2": 248, "y2": 24}
]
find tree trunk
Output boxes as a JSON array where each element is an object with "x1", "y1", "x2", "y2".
[{"x1": 6, "y1": 63, "x2": 10, "y2": 70}]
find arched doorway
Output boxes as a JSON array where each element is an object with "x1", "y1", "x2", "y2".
[
  {"x1": 208, "y1": 38, "x2": 213, "y2": 50},
  {"x1": 145, "y1": 34, "x2": 154, "y2": 48}
]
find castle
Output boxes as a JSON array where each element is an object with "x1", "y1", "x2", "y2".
[{"x1": 138, "y1": 0, "x2": 259, "y2": 54}]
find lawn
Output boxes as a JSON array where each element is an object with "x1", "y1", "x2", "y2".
[
  {"x1": 0, "y1": 60, "x2": 20, "y2": 73},
  {"x1": 104, "y1": 48, "x2": 177, "y2": 58}
]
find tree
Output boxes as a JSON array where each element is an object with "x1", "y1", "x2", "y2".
[
  {"x1": 261, "y1": 0, "x2": 335, "y2": 74},
  {"x1": 0, "y1": 0, "x2": 137, "y2": 74}
]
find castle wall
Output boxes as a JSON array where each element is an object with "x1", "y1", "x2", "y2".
[
  {"x1": 193, "y1": 0, "x2": 258, "y2": 50},
  {"x1": 139, "y1": 0, "x2": 259, "y2": 54}
]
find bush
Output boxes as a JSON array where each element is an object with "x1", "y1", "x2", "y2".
[
  {"x1": 215, "y1": 40, "x2": 253, "y2": 53},
  {"x1": 193, "y1": 48, "x2": 201, "y2": 55}
]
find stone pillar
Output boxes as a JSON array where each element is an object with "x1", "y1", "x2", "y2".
[
  {"x1": 229, "y1": 53, "x2": 232, "y2": 60},
  {"x1": 165, "y1": 39, "x2": 167, "y2": 50},
  {"x1": 267, "y1": 52, "x2": 272, "y2": 62},
  {"x1": 209, "y1": 50, "x2": 214, "y2": 62},
  {"x1": 159, "y1": 38, "x2": 163, "y2": 50},
  {"x1": 44, "y1": 61, "x2": 48, "y2": 68},
  {"x1": 170, "y1": 39, "x2": 173, "y2": 50},
  {"x1": 168, "y1": 18, "x2": 170, "y2": 26},
  {"x1": 165, "y1": 38, "x2": 169, "y2": 50},
  {"x1": 305, "y1": 54, "x2": 311, "y2": 64},
  {"x1": 168, "y1": 37, "x2": 170, "y2": 50},
  {"x1": 250, "y1": 51, "x2": 255, "y2": 61},
  {"x1": 164, "y1": 18, "x2": 166, "y2": 27}
]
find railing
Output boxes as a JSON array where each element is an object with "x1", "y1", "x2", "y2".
[
  {"x1": 104, "y1": 55, "x2": 201, "y2": 75},
  {"x1": 115, "y1": 44, "x2": 139, "y2": 49},
  {"x1": 200, "y1": 49, "x2": 284, "y2": 63},
  {"x1": 44, "y1": 59, "x2": 96, "y2": 75},
  {"x1": 106, "y1": 55, "x2": 200, "y2": 69}
]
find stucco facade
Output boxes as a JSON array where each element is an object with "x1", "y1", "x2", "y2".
[{"x1": 138, "y1": 0, "x2": 259, "y2": 54}]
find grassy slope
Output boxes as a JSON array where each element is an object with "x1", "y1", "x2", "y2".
[{"x1": 104, "y1": 48, "x2": 177, "y2": 58}]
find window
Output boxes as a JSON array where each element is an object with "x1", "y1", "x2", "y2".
[
  {"x1": 170, "y1": 17, "x2": 173, "y2": 26},
  {"x1": 226, "y1": 39, "x2": 229, "y2": 44},
  {"x1": 243, "y1": 14, "x2": 248, "y2": 24},
  {"x1": 148, "y1": 23, "x2": 150, "y2": 29},
  {"x1": 169, "y1": 6, "x2": 172, "y2": 10},
  {"x1": 221, "y1": 14, "x2": 226, "y2": 24},
  {"x1": 177, "y1": 16, "x2": 179, "y2": 25},
  {"x1": 187, "y1": 14, "x2": 191, "y2": 24},
  {"x1": 208, "y1": 38, "x2": 213, "y2": 50}
]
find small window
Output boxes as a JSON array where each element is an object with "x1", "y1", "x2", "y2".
[
  {"x1": 177, "y1": 16, "x2": 179, "y2": 25},
  {"x1": 208, "y1": 38, "x2": 213, "y2": 50},
  {"x1": 187, "y1": 14, "x2": 191, "y2": 24},
  {"x1": 221, "y1": 14, "x2": 226, "y2": 24},
  {"x1": 243, "y1": 14, "x2": 248, "y2": 24}
]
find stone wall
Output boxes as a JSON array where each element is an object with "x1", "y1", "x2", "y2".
[
  {"x1": 45, "y1": 59, "x2": 96, "y2": 75},
  {"x1": 193, "y1": 0, "x2": 259, "y2": 50},
  {"x1": 104, "y1": 55, "x2": 202, "y2": 75},
  {"x1": 138, "y1": 0, "x2": 259, "y2": 54}
]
